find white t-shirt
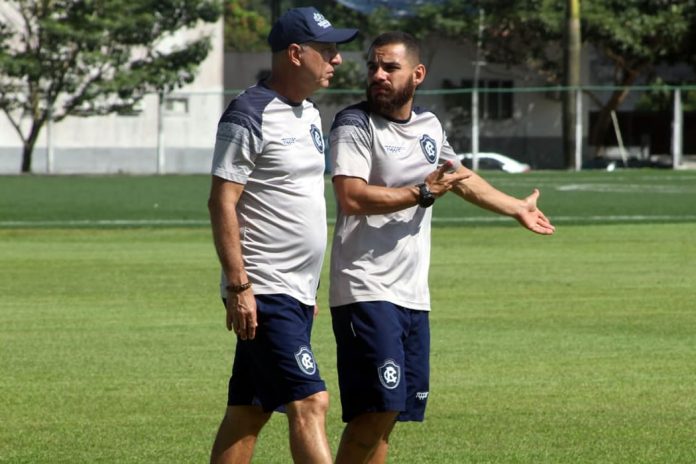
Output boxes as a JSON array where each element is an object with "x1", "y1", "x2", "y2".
[
  {"x1": 329, "y1": 102, "x2": 460, "y2": 311},
  {"x1": 211, "y1": 82, "x2": 327, "y2": 306}
]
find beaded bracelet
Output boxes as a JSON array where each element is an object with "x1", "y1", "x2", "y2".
[{"x1": 226, "y1": 282, "x2": 252, "y2": 294}]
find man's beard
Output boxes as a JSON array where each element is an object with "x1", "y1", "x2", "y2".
[{"x1": 367, "y1": 79, "x2": 416, "y2": 117}]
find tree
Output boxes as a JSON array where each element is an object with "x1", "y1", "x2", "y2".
[
  {"x1": 223, "y1": 0, "x2": 271, "y2": 51},
  {"x1": 581, "y1": 0, "x2": 696, "y2": 149},
  {"x1": 0, "y1": 0, "x2": 221, "y2": 173},
  {"x1": 412, "y1": 0, "x2": 696, "y2": 157},
  {"x1": 222, "y1": 0, "x2": 369, "y2": 52}
]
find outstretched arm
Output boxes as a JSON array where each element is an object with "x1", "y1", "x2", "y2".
[{"x1": 452, "y1": 168, "x2": 556, "y2": 235}]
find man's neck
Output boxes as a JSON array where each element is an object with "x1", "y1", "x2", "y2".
[
  {"x1": 266, "y1": 75, "x2": 312, "y2": 105},
  {"x1": 371, "y1": 103, "x2": 413, "y2": 123}
]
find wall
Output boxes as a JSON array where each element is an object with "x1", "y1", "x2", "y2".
[{"x1": 0, "y1": 18, "x2": 225, "y2": 174}]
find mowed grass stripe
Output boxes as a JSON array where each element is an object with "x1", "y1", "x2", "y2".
[
  {"x1": 2, "y1": 170, "x2": 696, "y2": 227},
  {"x1": 3, "y1": 213, "x2": 696, "y2": 228},
  {"x1": 2, "y1": 223, "x2": 695, "y2": 463}
]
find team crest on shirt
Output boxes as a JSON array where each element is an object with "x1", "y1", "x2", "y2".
[
  {"x1": 419, "y1": 134, "x2": 437, "y2": 164},
  {"x1": 310, "y1": 124, "x2": 324, "y2": 154},
  {"x1": 295, "y1": 346, "x2": 317, "y2": 376},
  {"x1": 378, "y1": 359, "x2": 401, "y2": 390}
]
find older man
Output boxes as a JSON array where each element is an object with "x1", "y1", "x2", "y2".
[{"x1": 207, "y1": 7, "x2": 357, "y2": 464}]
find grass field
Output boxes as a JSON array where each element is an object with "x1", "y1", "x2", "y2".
[{"x1": 1, "y1": 170, "x2": 696, "y2": 463}]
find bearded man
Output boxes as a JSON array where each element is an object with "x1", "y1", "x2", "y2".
[{"x1": 328, "y1": 31, "x2": 556, "y2": 464}]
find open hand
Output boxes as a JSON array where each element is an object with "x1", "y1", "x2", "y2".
[{"x1": 516, "y1": 189, "x2": 556, "y2": 235}]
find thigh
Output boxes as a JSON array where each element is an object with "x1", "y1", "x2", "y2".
[
  {"x1": 228, "y1": 294, "x2": 326, "y2": 412},
  {"x1": 331, "y1": 301, "x2": 408, "y2": 423},
  {"x1": 399, "y1": 309, "x2": 430, "y2": 422}
]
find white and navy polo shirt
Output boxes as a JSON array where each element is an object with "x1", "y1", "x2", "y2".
[
  {"x1": 211, "y1": 82, "x2": 327, "y2": 306},
  {"x1": 329, "y1": 102, "x2": 460, "y2": 311}
]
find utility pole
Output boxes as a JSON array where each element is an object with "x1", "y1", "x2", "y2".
[{"x1": 563, "y1": 0, "x2": 581, "y2": 170}]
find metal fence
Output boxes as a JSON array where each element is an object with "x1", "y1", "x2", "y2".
[{"x1": 1, "y1": 85, "x2": 694, "y2": 174}]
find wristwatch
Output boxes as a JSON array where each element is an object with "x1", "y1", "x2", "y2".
[{"x1": 416, "y1": 183, "x2": 435, "y2": 208}]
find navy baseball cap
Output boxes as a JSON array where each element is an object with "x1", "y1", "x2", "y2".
[{"x1": 268, "y1": 7, "x2": 359, "y2": 52}]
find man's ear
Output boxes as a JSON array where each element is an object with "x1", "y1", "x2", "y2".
[
  {"x1": 413, "y1": 63, "x2": 426, "y2": 86},
  {"x1": 287, "y1": 43, "x2": 303, "y2": 66}
]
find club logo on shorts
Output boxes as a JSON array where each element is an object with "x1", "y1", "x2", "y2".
[
  {"x1": 310, "y1": 124, "x2": 324, "y2": 154},
  {"x1": 295, "y1": 346, "x2": 317, "y2": 376},
  {"x1": 419, "y1": 134, "x2": 437, "y2": 164},
  {"x1": 377, "y1": 359, "x2": 401, "y2": 390}
]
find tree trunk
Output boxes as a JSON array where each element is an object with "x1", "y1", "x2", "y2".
[
  {"x1": 21, "y1": 143, "x2": 33, "y2": 173},
  {"x1": 20, "y1": 123, "x2": 43, "y2": 174},
  {"x1": 589, "y1": 71, "x2": 638, "y2": 154}
]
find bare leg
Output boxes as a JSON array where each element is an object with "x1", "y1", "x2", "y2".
[
  {"x1": 367, "y1": 420, "x2": 396, "y2": 464},
  {"x1": 286, "y1": 391, "x2": 332, "y2": 464},
  {"x1": 210, "y1": 405, "x2": 272, "y2": 464},
  {"x1": 335, "y1": 411, "x2": 398, "y2": 464}
]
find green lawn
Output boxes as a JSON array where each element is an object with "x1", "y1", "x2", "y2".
[{"x1": 1, "y1": 171, "x2": 695, "y2": 463}]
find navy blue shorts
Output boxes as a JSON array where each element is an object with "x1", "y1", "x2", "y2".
[
  {"x1": 226, "y1": 294, "x2": 326, "y2": 412},
  {"x1": 331, "y1": 301, "x2": 430, "y2": 423}
]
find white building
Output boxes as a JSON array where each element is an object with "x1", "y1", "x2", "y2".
[
  {"x1": 2, "y1": 15, "x2": 691, "y2": 173},
  {"x1": 0, "y1": 17, "x2": 224, "y2": 174}
]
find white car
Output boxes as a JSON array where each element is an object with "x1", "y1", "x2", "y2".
[{"x1": 457, "y1": 152, "x2": 531, "y2": 173}]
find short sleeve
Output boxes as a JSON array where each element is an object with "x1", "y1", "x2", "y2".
[
  {"x1": 330, "y1": 105, "x2": 372, "y2": 182},
  {"x1": 211, "y1": 110, "x2": 262, "y2": 184},
  {"x1": 439, "y1": 131, "x2": 462, "y2": 170}
]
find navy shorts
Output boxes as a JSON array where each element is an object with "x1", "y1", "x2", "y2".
[
  {"x1": 331, "y1": 301, "x2": 430, "y2": 423},
  {"x1": 226, "y1": 294, "x2": 326, "y2": 412}
]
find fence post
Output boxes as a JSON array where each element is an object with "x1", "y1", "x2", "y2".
[
  {"x1": 672, "y1": 88, "x2": 683, "y2": 169},
  {"x1": 46, "y1": 104, "x2": 54, "y2": 174},
  {"x1": 157, "y1": 91, "x2": 165, "y2": 175},
  {"x1": 574, "y1": 87, "x2": 582, "y2": 171},
  {"x1": 471, "y1": 8, "x2": 485, "y2": 170}
]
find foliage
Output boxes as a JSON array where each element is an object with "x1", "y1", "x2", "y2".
[
  {"x1": 319, "y1": 58, "x2": 365, "y2": 105},
  {"x1": 580, "y1": 0, "x2": 696, "y2": 146},
  {"x1": 223, "y1": 0, "x2": 369, "y2": 52},
  {"x1": 0, "y1": 0, "x2": 221, "y2": 173},
  {"x1": 393, "y1": 0, "x2": 696, "y2": 151},
  {"x1": 635, "y1": 78, "x2": 696, "y2": 112},
  {"x1": 291, "y1": 0, "x2": 368, "y2": 51},
  {"x1": 223, "y1": 0, "x2": 270, "y2": 51},
  {"x1": 400, "y1": 0, "x2": 696, "y2": 85},
  {"x1": 331, "y1": 59, "x2": 364, "y2": 89}
]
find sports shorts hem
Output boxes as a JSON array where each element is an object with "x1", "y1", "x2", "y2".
[{"x1": 228, "y1": 381, "x2": 327, "y2": 413}]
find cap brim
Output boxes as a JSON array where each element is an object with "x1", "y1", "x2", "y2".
[{"x1": 313, "y1": 28, "x2": 359, "y2": 45}]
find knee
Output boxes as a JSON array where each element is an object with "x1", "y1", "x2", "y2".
[
  {"x1": 288, "y1": 391, "x2": 329, "y2": 422},
  {"x1": 345, "y1": 411, "x2": 398, "y2": 441},
  {"x1": 224, "y1": 405, "x2": 272, "y2": 433}
]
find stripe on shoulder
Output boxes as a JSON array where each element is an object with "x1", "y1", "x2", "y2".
[
  {"x1": 413, "y1": 105, "x2": 434, "y2": 116},
  {"x1": 218, "y1": 85, "x2": 275, "y2": 139},
  {"x1": 331, "y1": 102, "x2": 370, "y2": 132}
]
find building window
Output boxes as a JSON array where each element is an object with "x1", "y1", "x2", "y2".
[
  {"x1": 164, "y1": 97, "x2": 189, "y2": 115},
  {"x1": 442, "y1": 79, "x2": 514, "y2": 120}
]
